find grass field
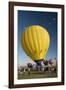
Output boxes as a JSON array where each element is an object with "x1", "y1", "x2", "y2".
[{"x1": 18, "y1": 71, "x2": 57, "y2": 79}]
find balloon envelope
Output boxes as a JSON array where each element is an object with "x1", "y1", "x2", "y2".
[{"x1": 21, "y1": 25, "x2": 50, "y2": 61}]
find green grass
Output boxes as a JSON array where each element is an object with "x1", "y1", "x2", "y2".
[{"x1": 18, "y1": 71, "x2": 57, "y2": 79}]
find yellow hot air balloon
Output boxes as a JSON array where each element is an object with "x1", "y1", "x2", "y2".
[{"x1": 21, "y1": 25, "x2": 50, "y2": 62}]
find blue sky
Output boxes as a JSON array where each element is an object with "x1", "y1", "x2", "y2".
[{"x1": 18, "y1": 10, "x2": 57, "y2": 65}]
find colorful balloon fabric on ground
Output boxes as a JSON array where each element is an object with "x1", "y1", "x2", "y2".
[{"x1": 21, "y1": 25, "x2": 50, "y2": 61}]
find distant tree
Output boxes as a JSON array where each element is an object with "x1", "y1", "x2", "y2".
[
  {"x1": 27, "y1": 63, "x2": 33, "y2": 75},
  {"x1": 27, "y1": 63, "x2": 32, "y2": 68}
]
